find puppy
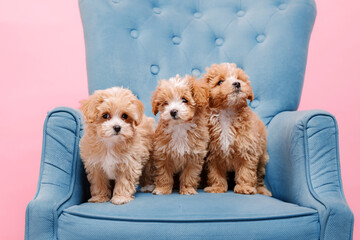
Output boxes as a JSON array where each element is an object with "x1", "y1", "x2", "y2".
[
  {"x1": 151, "y1": 75, "x2": 209, "y2": 195},
  {"x1": 80, "y1": 87, "x2": 154, "y2": 205},
  {"x1": 203, "y1": 63, "x2": 272, "y2": 196}
]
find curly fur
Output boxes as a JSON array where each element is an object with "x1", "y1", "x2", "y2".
[
  {"x1": 203, "y1": 63, "x2": 272, "y2": 196},
  {"x1": 151, "y1": 75, "x2": 209, "y2": 195},
  {"x1": 79, "y1": 87, "x2": 155, "y2": 205}
]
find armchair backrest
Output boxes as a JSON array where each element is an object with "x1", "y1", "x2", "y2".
[{"x1": 79, "y1": 0, "x2": 316, "y2": 124}]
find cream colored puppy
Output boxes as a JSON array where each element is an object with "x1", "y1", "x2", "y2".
[
  {"x1": 80, "y1": 87, "x2": 154, "y2": 205},
  {"x1": 151, "y1": 75, "x2": 209, "y2": 195}
]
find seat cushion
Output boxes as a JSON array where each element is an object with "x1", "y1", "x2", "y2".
[{"x1": 58, "y1": 191, "x2": 319, "y2": 240}]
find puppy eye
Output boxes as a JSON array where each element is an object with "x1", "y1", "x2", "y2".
[
  {"x1": 217, "y1": 79, "x2": 224, "y2": 86},
  {"x1": 182, "y1": 98, "x2": 188, "y2": 103},
  {"x1": 122, "y1": 113, "x2": 128, "y2": 119},
  {"x1": 102, "y1": 113, "x2": 110, "y2": 119},
  {"x1": 164, "y1": 102, "x2": 168, "y2": 106}
]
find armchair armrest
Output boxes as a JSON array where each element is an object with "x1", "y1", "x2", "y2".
[
  {"x1": 266, "y1": 110, "x2": 353, "y2": 240},
  {"x1": 25, "y1": 107, "x2": 88, "y2": 240}
]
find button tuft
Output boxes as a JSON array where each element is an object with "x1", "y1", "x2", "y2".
[
  {"x1": 153, "y1": 7, "x2": 161, "y2": 14},
  {"x1": 191, "y1": 68, "x2": 201, "y2": 77},
  {"x1": 130, "y1": 29, "x2": 139, "y2": 39},
  {"x1": 237, "y1": 10, "x2": 246, "y2": 17},
  {"x1": 150, "y1": 65, "x2": 160, "y2": 75},
  {"x1": 172, "y1": 36, "x2": 182, "y2": 45},
  {"x1": 256, "y1": 34, "x2": 265, "y2": 43},
  {"x1": 215, "y1": 38, "x2": 224, "y2": 46},
  {"x1": 278, "y1": 3, "x2": 287, "y2": 10},
  {"x1": 251, "y1": 99, "x2": 260, "y2": 108},
  {"x1": 194, "y1": 12, "x2": 203, "y2": 18}
]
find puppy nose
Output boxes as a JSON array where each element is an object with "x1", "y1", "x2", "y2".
[
  {"x1": 113, "y1": 125, "x2": 121, "y2": 133},
  {"x1": 170, "y1": 109, "x2": 178, "y2": 118},
  {"x1": 233, "y1": 82, "x2": 241, "y2": 89}
]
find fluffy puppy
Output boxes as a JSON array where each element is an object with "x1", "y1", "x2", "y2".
[
  {"x1": 151, "y1": 75, "x2": 209, "y2": 195},
  {"x1": 80, "y1": 87, "x2": 154, "y2": 205},
  {"x1": 203, "y1": 63, "x2": 272, "y2": 196}
]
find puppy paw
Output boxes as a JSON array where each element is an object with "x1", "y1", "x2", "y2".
[
  {"x1": 179, "y1": 187, "x2": 198, "y2": 195},
  {"x1": 152, "y1": 187, "x2": 172, "y2": 195},
  {"x1": 257, "y1": 186, "x2": 272, "y2": 197},
  {"x1": 88, "y1": 195, "x2": 110, "y2": 203},
  {"x1": 204, "y1": 186, "x2": 227, "y2": 193},
  {"x1": 234, "y1": 184, "x2": 257, "y2": 195},
  {"x1": 139, "y1": 184, "x2": 155, "y2": 193},
  {"x1": 110, "y1": 195, "x2": 134, "y2": 205}
]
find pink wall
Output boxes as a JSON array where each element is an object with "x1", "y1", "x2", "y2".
[
  {"x1": 0, "y1": 0, "x2": 358, "y2": 239},
  {"x1": 299, "y1": 0, "x2": 360, "y2": 238}
]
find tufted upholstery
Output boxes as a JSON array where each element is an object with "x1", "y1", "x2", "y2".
[
  {"x1": 25, "y1": 0, "x2": 354, "y2": 240},
  {"x1": 80, "y1": 0, "x2": 315, "y2": 124}
]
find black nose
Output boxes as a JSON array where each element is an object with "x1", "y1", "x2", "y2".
[
  {"x1": 170, "y1": 109, "x2": 178, "y2": 118},
  {"x1": 233, "y1": 82, "x2": 241, "y2": 89},
  {"x1": 113, "y1": 125, "x2": 121, "y2": 133}
]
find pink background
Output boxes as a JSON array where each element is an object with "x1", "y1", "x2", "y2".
[{"x1": 0, "y1": 0, "x2": 359, "y2": 239}]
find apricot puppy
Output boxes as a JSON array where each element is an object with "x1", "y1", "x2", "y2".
[
  {"x1": 80, "y1": 87, "x2": 154, "y2": 205},
  {"x1": 203, "y1": 63, "x2": 271, "y2": 196},
  {"x1": 151, "y1": 75, "x2": 209, "y2": 195}
]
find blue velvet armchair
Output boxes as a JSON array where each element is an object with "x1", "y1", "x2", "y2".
[{"x1": 25, "y1": 0, "x2": 354, "y2": 239}]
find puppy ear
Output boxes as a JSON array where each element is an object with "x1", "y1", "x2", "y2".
[
  {"x1": 80, "y1": 91, "x2": 105, "y2": 123},
  {"x1": 241, "y1": 73, "x2": 254, "y2": 102},
  {"x1": 151, "y1": 91, "x2": 160, "y2": 116},
  {"x1": 203, "y1": 64, "x2": 220, "y2": 84},
  {"x1": 203, "y1": 67, "x2": 211, "y2": 83},
  {"x1": 132, "y1": 99, "x2": 144, "y2": 126},
  {"x1": 152, "y1": 80, "x2": 165, "y2": 116},
  {"x1": 248, "y1": 89, "x2": 254, "y2": 102},
  {"x1": 189, "y1": 76, "x2": 209, "y2": 108},
  {"x1": 247, "y1": 80, "x2": 254, "y2": 102}
]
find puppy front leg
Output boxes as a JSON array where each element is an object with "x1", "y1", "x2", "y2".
[
  {"x1": 153, "y1": 158, "x2": 174, "y2": 195},
  {"x1": 139, "y1": 158, "x2": 155, "y2": 193},
  {"x1": 87, "y1": 166, "x2": 111, "y2": 203},
  {"x1": 179, "y1": 156, "x2": 204, "y2": 195},
  {"x1": 204, "y1": 155, "x2": 228, "y2": 193},
  {"x1": 111, "y1": 172, "x2": 136, "y2": 205},
  {"x1": 234, "y1": 157, "x2": 258, "y2": 195}
]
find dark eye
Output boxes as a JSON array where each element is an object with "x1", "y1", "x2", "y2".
[
  {"x1": 122, "y1": 113, "x2": 128, "y2": 119},
  {"x1": 217, "y1": 79, "x2": 224, "y2": 86},
  {"x1": 164, "y1": 102, "x2": 168, "y2": 106},
  {"x1": 102, "y1": 113, "x2": 110, "y2": 119},
  {"x1": 182, "y1": 98, "x2": 188, "y2": 103}
]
